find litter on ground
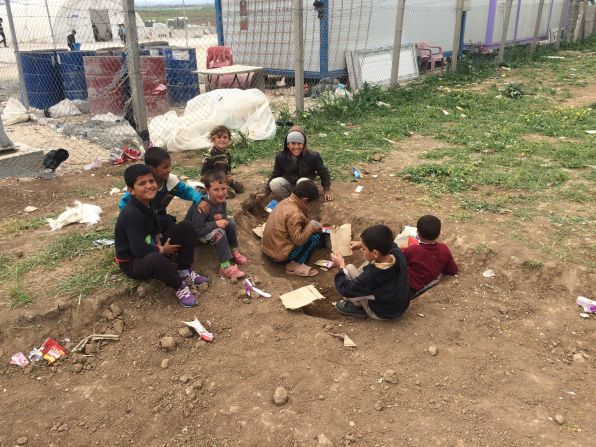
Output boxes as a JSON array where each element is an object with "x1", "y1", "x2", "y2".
[
  {"x1": 47, "y1": 201, "x2": 102, "y2": 231},
  {"x1": 280, "y1": 285, "x2": 325, "y2": 310}
]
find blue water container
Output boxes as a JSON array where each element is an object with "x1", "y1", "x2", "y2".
[
  {"x1": 57, "y1": 50, "x2": 96, "y2": 100},
  {"x1": 19, "y1": 50, "x2": 64, "y2": 109},
  {"x1": 161, "y1": 48, "x2": 199, "y2": 105}
]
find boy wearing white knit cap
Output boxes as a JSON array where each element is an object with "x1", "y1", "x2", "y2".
[{"x1": 257, "y1": 126, "x2": 333, "y2": 202}]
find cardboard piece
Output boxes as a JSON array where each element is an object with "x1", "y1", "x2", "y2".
[
  {"x1": 252, "y1": 222, "x2": 266, "y2": 238},
  {"x1": 280, "y1": 285, "x2": 324, "y2": 310},
  {"x1": 330, "y1": 332, "x2": 357, "y2": 348},
  {"x1": 330, "y1": 224, "x2": 352, "y2": 256}
]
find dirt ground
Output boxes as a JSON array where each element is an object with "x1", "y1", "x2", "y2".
[{"x1": 0, "y1": 137, "x2": 594, "y2": 447}]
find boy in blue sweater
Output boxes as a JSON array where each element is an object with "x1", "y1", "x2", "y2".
[
  {"x1": 331, "y1": 224, "x2": 409, "y2": 320},
  {"x1": 119, "y1": 147, "x2": 210, "y2": 233}
]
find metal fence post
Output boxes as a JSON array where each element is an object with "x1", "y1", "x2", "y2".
[
  {"x1": 531, "y1": 0, "x2": 545, "y2": 51},
  {"x1": 555, "y1": 0, "x2": 569, "y2": 48},
  {"x1": 292, "y1": 0, "x2": 304, "y2": 113},
  {"x1": 390, "y1": 0, "x2": 406, "y2": 86},
  {"x1": 5, "y1": 0, "x2": 29, "y2": 109},
  {"x1": 44, "y1": 0, "x2": 57, "y2": 51},
  {"x1": 573, "y1": 0, "x2": 586, "y2": 42},
  {"x1": 450, "y1": 0, "x2": 465, "y2": 73},
  {"x1": 498, "y1": 0, "x2": 514, "y2": 64},
  {"x1": 123, "y1": 0, "x2": 149, "y2": 143}
]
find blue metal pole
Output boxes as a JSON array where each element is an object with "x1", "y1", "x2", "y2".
[
  {"x1": 319, "y1": 0, "x2": 329, "y2": 77},
  {"x1": 215, "y1": 0, "x2": 224, "y2": 46}
]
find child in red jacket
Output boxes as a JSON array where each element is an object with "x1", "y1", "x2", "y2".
[{"x1": 402, "y1": 215, "x2": 458, "y2": 299}]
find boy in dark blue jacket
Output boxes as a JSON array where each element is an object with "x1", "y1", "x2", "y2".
[
  {"x1": 119, "y1": 147, "x2": 210, "y2": 232},
  {"x1": 115, "y1": 164, "x2": 206, "y2": 308},
  {"x1": 331, "y1": 224, "x2": 409, "y2": 320}
]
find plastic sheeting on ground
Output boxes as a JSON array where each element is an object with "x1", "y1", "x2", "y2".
[
  {"x1": 47, "y1": 201, "x2": 102, "y2": 231},
  {"x1": 1, "y1": 98, "x2": 30, "y2": 126},
  {"x1": 148, "y1": 88, "x2": 277, "y2": 151}
]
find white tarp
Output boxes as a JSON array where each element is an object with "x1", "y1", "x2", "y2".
[{"x1": 148, "y1": 88, "x2": 277, "y2": 151}]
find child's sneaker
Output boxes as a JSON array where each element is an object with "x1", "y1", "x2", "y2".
[
  {"x1": 231, "y1": 250, "x2": 248, "y2": 265},
  {"x1": 175, "y1": 285, "x2": 198, "y2": 308},
  {"x1": 335, "y1": 299, "x2": 367, "y2": 318},
  {"x1": 184, "y1": 270, "x2": 209, "y2": 287},
  {"x1": 219, "y1": 264, "x2": 246, "y2": 279}
]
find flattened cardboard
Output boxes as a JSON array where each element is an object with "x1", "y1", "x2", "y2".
[
  {"x1": 252, "y1": 222, "x2": 266, "y2": 238},
  {"x1": 330, "y1": 223, "x2": 352, "y2": 256},
  {"x1": 280, "y1": 284, "x2": 325, "y2": 310}
]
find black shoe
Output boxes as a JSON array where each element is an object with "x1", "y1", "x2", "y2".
[
  {"x1": 335, "y1": 300, "x2": 368, "y2": 318},
  {"x1": 230, "y1": 180, "x2": 244, "y2": 194}
]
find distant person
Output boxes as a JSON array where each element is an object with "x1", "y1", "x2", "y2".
[
  {"x1": 402, "y1": 215, "x2": 458, "y2": 300},
  {"x1": 67, "y1": 29, "x2": 76, "y2": 51},
  {"x1": 92, "y1": 23, "x2": 99, "y2": 42},
  {"x1": 0, "y1": 18, "x2": 8, "y2": 47},
  {"x1": 118, "y1": 24, "x2": 127, "y2": 44}
]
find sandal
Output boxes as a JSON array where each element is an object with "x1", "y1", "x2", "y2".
[{"x1": 285, "y1": 263, "x2": 318, "y2": 277}]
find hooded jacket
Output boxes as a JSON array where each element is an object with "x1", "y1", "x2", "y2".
[
  {"x1": 265, "y1": 126, "x2": 331, "y2": 193},
  {"x1": 261, "y1": 193, "x2": 319, "y2": 261}
]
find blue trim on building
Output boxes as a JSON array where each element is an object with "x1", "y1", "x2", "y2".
[
  {"x1": 215, "y1": 0, "x2": 224, "y2": 46},
  {"x1": 319, "y1": 0, "x2": 329, "y2": 76}
]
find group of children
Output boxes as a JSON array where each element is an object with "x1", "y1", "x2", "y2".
[{"x1": 115, "y1": 125, "x2": 458, "y2": 318}]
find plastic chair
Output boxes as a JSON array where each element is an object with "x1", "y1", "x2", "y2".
[
  {"x1": 416, "y1": 42, "x2": 445, "y2": 73},
  {"x1": 205, "y1": 46, "x2": 250, "y2": 91}
]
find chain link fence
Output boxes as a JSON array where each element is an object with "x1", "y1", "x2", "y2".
[{"x1": 0, "y1": 0, "x2": 594, "y2": 178}]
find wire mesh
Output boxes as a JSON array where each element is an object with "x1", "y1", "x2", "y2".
[{"x1": 0, "y1": 0, "x2": 591, "y2": 178}]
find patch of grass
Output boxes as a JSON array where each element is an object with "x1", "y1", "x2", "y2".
[
  {"x1": 172, "y1": 164, "x2": 202, "y2": 180},
  {"x1": 460, "y1": 199, "x2": 504, "y2": 214},
  {"x1": 0, "y1": 216, "x2": 47, "y2": 236},
  {"x1": 472, "y1": 243, "x2": 493, "y2": 255},
  {"x1": 69, "y1": 186, "x2": 101, "y2": 198},
  {"x1": 10, "y1": 282, "x2": 34, "y2": 308}
]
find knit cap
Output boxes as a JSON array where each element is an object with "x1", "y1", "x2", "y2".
[{"x1": 286, "y1": 131, "x2": 305, "y2": 145}]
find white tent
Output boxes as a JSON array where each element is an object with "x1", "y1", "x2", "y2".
[{"x1": 1, "y1": 0, "x2": 147, "y2": 46}]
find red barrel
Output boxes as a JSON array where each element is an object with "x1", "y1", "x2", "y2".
[
  {"x1": 140, "y1": 56, "x2": 168, "y2": 116},
  {"x1": 84, "y1": 56, "x2": 125, "y2": 115}
]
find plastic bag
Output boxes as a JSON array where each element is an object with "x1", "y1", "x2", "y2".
[
  {"x1": 47, "y1": 99, "x2": 82, "y2": 118},
  {"x1": 47, "y1": 201, "x2": 102, "y2": 231}
]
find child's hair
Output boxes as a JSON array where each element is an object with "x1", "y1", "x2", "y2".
[
  {"x1": 361, "y1": 224, "x2": 394, "y2": 255},
  {"x1": 417, "y1": 215, "x2": 441, "y2": 241},
  {"x1": 124, "y1": 164, "x2": 153, "y2": 188},
  {"x1": 209, "y1": 125, "x2": 232, "y2": 140},
  {"x1": 202, "y1": 169, "x2": 227, "y2": 189},
  {"x1": 144, "y1": 147, "x2": 171, "y2": 168},
  {"x1": 293, "y1": 179, "x2": 319, "y2": 202}
]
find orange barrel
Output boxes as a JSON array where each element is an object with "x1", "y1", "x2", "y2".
[
  {"x1": 84, "y1": 56, "x2": 126, "y2": 115},
  {"x1": 140, "y1": 56, "x2": 169, "y2": 116}
]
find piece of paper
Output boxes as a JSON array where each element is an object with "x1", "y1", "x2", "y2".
[
  {"x1": 354, "y1": 186, "x2": 364, "y2": 193},
  {"x1": 280, "y1": 285, "x2": 325, "y2": 309},
  {"x1": 329, "y1": 332, "x2": 357, "y2": 348},
  {"x1": 330, "y1": 224, "x2": 352, "y2": 256},
  {"x1": 183, "y1": 317, "x2": 214, "y2": 342},
  {"x1": 252, "y1": 222, "x2": 266, "y2": 238}
]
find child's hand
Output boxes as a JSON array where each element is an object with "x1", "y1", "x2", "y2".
[
  {"x1": 159, "y1": 238, "x2": 181, "y2": 255},
  {"x1": 350, "y1": 240, "x2": 362, "y2": 250},
  {"x1": 215, "y1": 219, "x2": 229, "y2": 229},
  {"x1": 213, "y1": 213, "x2": 223, "y2": 220},
  {"x1": 324, "y1": 191, "x2": 334, "y2": 202},
  {"x1": 198, "y1": 200, "x2": 211, "y2": 214},
  {"x1": 255, "y1": 192, "x2": 266, "y2": 202},
  {"x1": 330, "y1": 252, "x2": 345, "y2": 268}
]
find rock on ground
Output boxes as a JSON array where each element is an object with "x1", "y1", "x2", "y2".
[
  {"x1": 428, "y1": 345, "x2": 438, "y2": 356},
  {"x1": 160, "y1": 337, "x2": 177, "y2": 352},
  {"x1": 273, "y1": 386, "x2": 288, "y2": 406},
  {"x1": 382, "y1": 369, "x2": 398, "y2": 384}
]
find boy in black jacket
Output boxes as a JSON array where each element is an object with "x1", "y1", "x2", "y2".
[
  {"x1": 115, "y1": 164, "x2": 206, "y2": 308},
  {"x1": 256, "y1": 126, "x2": 333, "y2": 202},
  {"x1": 330, "y1": 224, "x2": 409, "y2": 319}
]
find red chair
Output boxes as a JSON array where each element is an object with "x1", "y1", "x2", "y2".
[
  {"x1": 416, "y1": 42, "x2": 446, "y2": 73},
  {"x1": 205, "y1": 46, "x2": 251, "y2": 91}
]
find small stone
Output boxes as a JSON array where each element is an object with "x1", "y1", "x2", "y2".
[
  {"x1": 136, "y1": 284, "x2": 148, "y2": 297},
  {"x1": 73, "y1": 363, "x2": 84, "y2": 373},
  {"x1": 230, "y1": 278, "x2": 239, "y2": 285},
  {"x1": 15, "y1": 250, "x2": 24, "y2": 258},
  {"x1": 23, "y1": 206, "x2": 38, "y2": 213},
  {"x1": 179, "y1": 375, "x2": 190, "y2": 384},
  {"x1": 238, "y1": 289, "x2": 248, "y2": 299},
  {"x1": 84, "y1": 342, "x2": 97, "y2": 355},
  {"x1": 109, "y1": 303, "x2": 123, "y2": 318},
  {"x1": 160, "y1": 359, "x2": 170, "y2": 369},
  {"x1": 579, "y1": 313, "x2": 589, "y2": 319},
  {"x1": 374, "y1": 401, "x2": 383, "y2": 411},
  {"x1": 71, "y1": 353, "x2": 86, "y2": 364},
  {"x1": 178, "y1": 327, "x2": 194, "y2": 338},
  {"x1": 349, "y1": 420, "x2": 356, "y2": 427},
  {"x1": 185, "y1": 386, "x2": 194, "y2": 396},
  {"x1": 316, "y1": 433, "x2": 332, "y2": 447},
  {"x1": 555, "y1": 414, "x2": 565, "y2": 425},
  {"x1": 253, "y1": 276, "x2": 263, "y2": 285},
  {"x1": 372, "y1": 153, "x2": 383, "y2": 162},
  {"x1": 198, "y1": 283, "x2": 209, "y2": 292},
  {"x1": 242, "y1": 298, "x2": 250, "y2": 304},
  {"x1": 160, "y1": 336, "x2": 177, "y2": 352},
  {"x1": 102, "y1": 309, "x2": 114, "y2": 321},
  {"x1": 382, "y1": 369, "x2": 398, "y2": 384},
  {"x1": 403, "y1": 173, "x2": 413, "y2": 181},
  {"x1": 16, "y1": 436, "x2": 28, "y2": 445},
  {"x1": 428, "y1": 346, "x2": 438, "y2": 356},
  {"x1": 113, "y1": 319, "x2": 125, "y2": 335},
  {"x1": 181, "y1": 426, "x2": 189, "y2": 435},
  {"x1": 273, "y1": 386, "x2": 288, "y2": 406},
  {"x1": 57, "y1": 423, "x2": 69, "y2": 432},
  {"x1": 572, "y1": 353, "x2": 585, "y2": 363},
  {"x1": 318, "y1": 394, "x2": 325, "y2": 400}
]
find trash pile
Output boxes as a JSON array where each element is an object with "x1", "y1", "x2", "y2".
[{"x1": 577, "y1": 296, "x2": 596, "y2": 319}]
